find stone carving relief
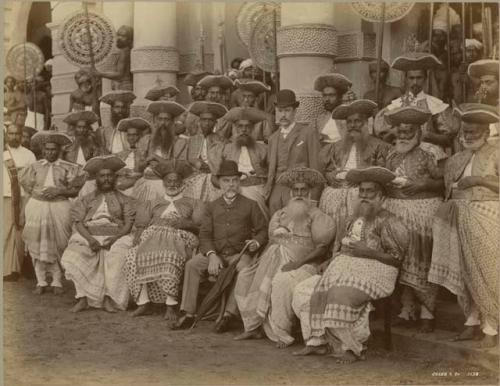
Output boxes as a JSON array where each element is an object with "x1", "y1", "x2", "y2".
[
  {"x1": 277, "y1": 24, "x2": 337, "y2": 58},
  {"x1": 131, "y1": 46, "x2": 180, "y2": 73}
]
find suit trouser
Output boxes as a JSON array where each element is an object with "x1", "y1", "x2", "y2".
[{"x1": 180, "y1": 253, "x2": 251, "y2": 316}]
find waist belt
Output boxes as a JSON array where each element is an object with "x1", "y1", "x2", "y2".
[
  {"x1": 387, "y1": 189, "x2": 442, "y2": 200},
  {"x1": 31, "y1": 192, "x2": 68, "y2": 202},
  {"x1": 451, "y1": 188, "x2": 499, "y2": 201}
]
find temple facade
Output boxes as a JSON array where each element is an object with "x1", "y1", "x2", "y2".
[{"x1": 5, "y1": 1, "x2": 431, "y2": 128}]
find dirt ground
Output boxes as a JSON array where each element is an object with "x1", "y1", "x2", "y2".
[{"x1": 3, "y1": 278, "x2": 498, "y2": 386}]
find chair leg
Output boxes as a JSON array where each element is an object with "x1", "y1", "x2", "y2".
[{"x1": 383, "y1": 297, "x2": 393, "y2": 351}]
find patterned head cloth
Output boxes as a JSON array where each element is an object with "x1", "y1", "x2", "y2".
[
  {"x1": 145, "y1": 85, "x2": 180, "y2": 101},
  {"x1": 31, "y1": 131, "x2": 73, "y2": 149},
  {"x1": 146, "y1": 101, "x2": 186, "y2": 117},
  {"x1": 467, "y1": 59, "x2": 499, "y2": 79},
  {"x1": 84, "y1": 155, "x2": 126, "y2": 175},
  {"x1": 239, "y1": 58, "x2": 254, "y2": 71},
  {"x1": 313, "y1": 73, "x2": 352, "y2": 93},
  {"x1": 384, "y1": 106, "x2": 432, "y2": 126},
  {"x1": 454, "y1": 103, "x2": 499, "y2": 124},
  {"x1": 74, "y1": 69, "x2": 92, "y2": 85},
  {"x1": 100, "y1": 90, "x2": 136, "y2": 106},
  {"x1": 276, "y1": 166, "x2": 326, "y2": 188},
  {"x1": 331, "y1": 99, "x2": 377, "y2": 120},
  {"x1": 222, "y1": 107, "x2": 269, "y2": 124},
  {"x1": 235, "y1": 79, "x2": 271, "y2": 95},
  {"x1": 197, "y1": 75, "x2": 234, "y2": 91},
  {"x1": 63, "y1": 111, "x2": 99, "y2": 126},
  {"x1": 391, "y1": 52, "x2": 443, "y2": 72},
  {"x1": 346, "y1": 166, "x2": 396, "y2": 186},
  {"x1": 153, "y1": 160, "x2": 194, "y2": 180},
  {"x1": 189, "y1": 101, "x2": 228, "y2": 119},
  {"x1": 116, "y1": 117, "x2": 152, "y2": 133}
]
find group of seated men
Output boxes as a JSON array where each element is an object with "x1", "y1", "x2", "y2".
[{"x1": 3, "y1": 52, "x2": 499, "y2": 364}]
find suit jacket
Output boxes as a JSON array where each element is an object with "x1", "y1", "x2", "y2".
[
  {"x1": 199, "y1": 194, "x2": 268, "y2": 256},
  {"x1": 267, "y1": 122, "x2": 321, "y2": 184},
  {"x1": 217, "y1": 142, "x2": 268, "y2": 178},
  {"x1": 187, "y1": 133, "x2": 226, "y2": 173}
]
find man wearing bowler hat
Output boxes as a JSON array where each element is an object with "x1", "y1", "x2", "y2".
[
  {"x1": 266, "y1": 89, "x2": 321, "y2": 215},
  {"x1": 172, "y1": 160, "x2": 268, "y2": 333}
]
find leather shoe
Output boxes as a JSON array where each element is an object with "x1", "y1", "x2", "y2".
[
  {"x1": 214, "y1": 315, "x2": 233, "y2": 333},
  {"x1": 170, "y1": 315, "x2": 195, "y2": 330}
]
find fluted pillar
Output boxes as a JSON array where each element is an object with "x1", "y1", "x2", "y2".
[
  {"x1": 130, "y1": 2, "x2": 179, "y2": 119},
  {"x1": 277, "y1": 3, "x2": 337, "y2": 123}
]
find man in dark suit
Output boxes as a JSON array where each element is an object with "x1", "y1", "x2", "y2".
[
  {"x1": 172, "y1": 160, "x2": 268, "y2": 332},
  {"x1": 266, "y1": 90, "x2": 321, "y2": 215}
]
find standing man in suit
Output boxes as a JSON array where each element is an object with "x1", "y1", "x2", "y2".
[
  {"x1": 266, "y1": 90, "x2": 321, "y2": 215},
  {"x1": 312, "y1": 73, "x2": 352, "y2": 145},
  {"x1": 172, "y1": 160, "x2": 268, "y2": 333}
]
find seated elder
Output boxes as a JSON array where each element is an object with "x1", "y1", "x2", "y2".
[
  {"x1": 125, "y1": 160, "x2": 204, "y2": 322},
  {"x1": 291, "y1": 167, "x2": 409, "y2": 363},
  {"x1": 61, "y1": 155, "x2": 135, "y2": 313}
]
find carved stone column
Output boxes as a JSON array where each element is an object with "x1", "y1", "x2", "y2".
[
  {"x1": 130, "y1": 2, "x2": 179, "y2": 119},
  {"x1": 277, "y1": 3, "x2": 337, "y2": 123}
]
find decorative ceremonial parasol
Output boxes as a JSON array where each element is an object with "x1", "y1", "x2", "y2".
[
  {"x1": 58, "y1": 9, "x2": 116, "y2": 68},
  {"x1": 350, "y1": 2, "x2": 415, "y2": 107},
  {"x1": 237, "y1": 1, "x2": 280, "y2": 48},
  {"x1": 6, "y1": 43, "x2": 44, "y2": 81},
  {"x1": 7, "y1": 42, "x2": 45, "y2": 129}
]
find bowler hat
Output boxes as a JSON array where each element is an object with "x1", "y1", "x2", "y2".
[
  {"x1": 216, "y1": 160, "x2": 242, "y2": 177},
  {"x1": 275, "y1": 89, "x2": 299, "y2": 109}
]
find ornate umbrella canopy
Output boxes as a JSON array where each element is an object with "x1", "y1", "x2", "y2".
[
  {"x1": 237, "y1": 1, "x2": 280, "y2": 48},
  {"x1": 249, "y1": 10, "x2": 281, "y2": 73},
  {"x1": 6, "y1": 43, "x2": 45, "y2": 81},
  {"x1": 58, "y1": 10, "x2": 116, "y2": 68},
  {"x1": 350, "y1": 2, "x2": 415, "y2": 23}
]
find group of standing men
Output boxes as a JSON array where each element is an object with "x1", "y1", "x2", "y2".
[{"x1": 3, "y1": 49, "x2": 499, "y2": 363}]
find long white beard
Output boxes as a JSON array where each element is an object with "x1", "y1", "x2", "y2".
[
  {"x1": 285, "y1": 197, "x2": 311, "y2": 224},
  {"x1": 394, "y1": 135, "x2": 419, "y2": 154},
  {"x1": 460, "y1": 136, "x2": 486, "y2": 151}
]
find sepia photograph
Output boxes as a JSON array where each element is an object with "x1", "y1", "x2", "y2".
[{"x1": 2, "y1": 1, "x2": 499, "y2": 385}]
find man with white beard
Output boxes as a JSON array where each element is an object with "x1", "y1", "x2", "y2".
[
  {"x1": 429, "y1": 103, "x2": 499, "y2": 348},
  {"x1": 233, "y1": 167, "x2": 335, "y2": 346},
  {"x1": 291, "y1": 167, "x2": 409, "y2": 363},
  {"x1": 383, "y1": 106, "x2": 445, "y2": 332}
]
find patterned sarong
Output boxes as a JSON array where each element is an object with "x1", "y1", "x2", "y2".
[
  {"x1": 384, "y1": 197, "x2": 441, "y2": 312},
  {"x1": 183, "y1": 173, "x2": 222, "y2": 203},
  {"x1": 429, "y1": 200, "x2": 499, "y2": 329},
  {"x1": 309, "y1": 254, "x2": 398, "y2": 355},
  {"x1": 22, "y1": 198, "x2": 72, "y2": 263},
  {"x1": 125, "y1": 224, "x2": 198, "y2": 302}
]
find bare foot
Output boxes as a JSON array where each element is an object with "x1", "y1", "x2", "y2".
[
  {"x1": 52, "y1": 287, "x2": 64, "y2": 296},
  {"x1": 293, "y1": 345, "x2": 329, "y2": 356},
  {"x1": 132, "y1": 303, "x2": 151, "y2": 317},
  {"x1": 164, "y1": 305, "x2": 178, "y2": 322},
  {"x1": 452, "y1": 326, "x2": 482, "y2": 341},
  {"x1": 418, "y1": 319, "x2": 434, "y2": 333},
  {"x1": 71, "y1": 298, "x2": 88, "y2": 313},
  {"x1": 276, "y1": 340, "x2": 294, "y2": 349},
  {"x1": 32, "y1": 286, "x2": 46, "y2": 295},
  {"x1": 234, "y1": 329, "x2": 264, "y2": 341},
  {"x1": 103, "y1": 297, "x2": 118, "y2": 313},
  {"x1": 479, "y1": 334, "x2": 497, "y2": 349},
  {"x1": 335, "y1": 351, "x2": 358, "y2": 364}
]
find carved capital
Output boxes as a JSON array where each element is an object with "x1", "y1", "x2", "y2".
[
  {"x1": 335, "y1": 31, "x2": 376, "y2": 62},
  {"x1": 131, "y1": 46, "x2": 179, "y2": 73},
  {"x1": 295, "y1": 92, "x2": 323, "y2": 124},
  {"x1": 277, "y1": 24, "x2": 337, "y2": 58}
]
